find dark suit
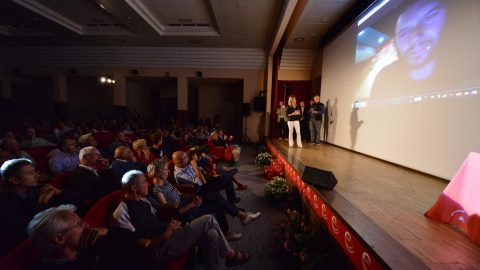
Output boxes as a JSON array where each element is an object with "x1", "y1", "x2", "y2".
[
  {"x1": 300, "y1": 106, "x2": 309, "y2": 141},
  {"x1": 65, "y1": 166, "x2": 112, "y2": 216},
  {"x1": 109, "y1": 159, "x2": 147, "y2": 182}
]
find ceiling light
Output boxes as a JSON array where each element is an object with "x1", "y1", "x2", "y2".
[
  {"x1": 99, "y1": 75, "x2": 115, "y2": 84},
  {"x1": 294, "y1": 37, "x2": 305, "y2": 42}
]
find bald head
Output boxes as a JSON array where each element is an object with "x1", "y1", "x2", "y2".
[{"x1": 114, "y1": 146, "x2": 134, "y2": 161}]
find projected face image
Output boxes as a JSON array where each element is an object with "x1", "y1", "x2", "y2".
[{"x1": 394, "y1": 0, "x2": 447, "y2": 67}]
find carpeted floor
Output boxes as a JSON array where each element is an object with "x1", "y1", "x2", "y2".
[
  {"x1": 217, "y1": 145, "x2": 288, "y2": 270},
  {"x1": 186, "y1": 145, "x2": 289, "y2": 270}
]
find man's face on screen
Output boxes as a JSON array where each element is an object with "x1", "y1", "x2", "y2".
[{"x1": 395, "y1": 0, "x2": 446, "y2": 67}]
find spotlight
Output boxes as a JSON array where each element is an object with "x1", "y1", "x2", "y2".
[{"x1": 100, "y1": 77, "x2": 106, "y2": 83}]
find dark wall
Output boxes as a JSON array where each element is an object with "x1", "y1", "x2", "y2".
[
  {"x1": 67, "y1": 76, "x2": 113, "y2": 119},
  {"x1": 11, "y1": 76, "x2": 54, "y2": 117}
]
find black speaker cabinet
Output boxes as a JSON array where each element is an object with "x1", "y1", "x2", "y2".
[
  {"x1": 242, "y1": 102, "x2": 251, "y2": 116},
  {"x1": 301, "y1": 166, "x2": 337, "y2": 190}
]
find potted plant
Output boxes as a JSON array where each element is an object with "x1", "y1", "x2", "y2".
[
  {"x1": 264, "y1": 176, "x2": 292, "y2": 205},
  {"x1": 255, "y1": 152, "x2": 272, "y2": 167}
]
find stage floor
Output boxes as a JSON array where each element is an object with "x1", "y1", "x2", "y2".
[{"x1": 270, "y1": 138, "x2": 480, "y2": 269}]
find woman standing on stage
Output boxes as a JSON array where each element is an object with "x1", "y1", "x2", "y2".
[{"x1": 286, "y1": 95, "x2": 303, "y2": 148}]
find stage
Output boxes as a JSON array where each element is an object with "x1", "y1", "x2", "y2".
[{"x1": 267, "y1": 138, "x2": 480, "y2": 269}]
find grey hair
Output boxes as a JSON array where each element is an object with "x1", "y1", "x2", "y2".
[
  {"x1": 27, "y1": 204, "x2": 77, "y2": 257},
  {"x1": 78, "y1": 146, "x2": 99, "y2": 161},
  {"x1": 121, "y1": 170, "x2": 144, "y2": 191}
]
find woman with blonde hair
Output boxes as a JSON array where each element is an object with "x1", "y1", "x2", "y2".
[
  {"x1": 286, "y1": 95, "x2": 303, "y2": 147},
  {"x1": 132, "y1": 138, "x2": 156, "y2": 165}
]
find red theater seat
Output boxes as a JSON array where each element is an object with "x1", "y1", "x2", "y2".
[
  {"x1": 49, "y1": 171, "x2": 71, "y2": 189},
  {"x1": 83, "y1": 190, "x2": 188, "y2": 270},
  {"x1": 0, "y1": 239, "x2": 39, "y2": 270},
  {"x1": 208, "y1": 138, "x2": 224, "y2": 161},
  {"x1": 26, "y1": 146, "x2": 55, "y2": 174}
]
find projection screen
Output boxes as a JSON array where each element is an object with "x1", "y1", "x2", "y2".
[{"x1": 321, "y1": 0, "x2": 480, "y2": 179}]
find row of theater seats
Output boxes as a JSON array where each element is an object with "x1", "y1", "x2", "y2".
[
  {"x1": 0, "y1": 189, "x2": 189, "y2": 270},
  {"x1": 0, "y1": 131, "x2": 235, "y2": 269}
]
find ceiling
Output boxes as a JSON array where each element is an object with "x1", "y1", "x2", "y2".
[{"x1": 0, "y1": 0, "x2": 360, "y2": 50}]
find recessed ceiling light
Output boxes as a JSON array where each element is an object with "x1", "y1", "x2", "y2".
[
  {"x1": 190, "y1": 39, "x2": 201, "y2": 44},
  {"x1": 294, "y1": 37, "x2": 305, "y2": 42}
]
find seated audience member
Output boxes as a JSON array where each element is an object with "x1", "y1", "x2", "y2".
[
  {"x1": 109, "y1": 146, "x2": 147, "y2": 181},
  {"x1": 48, "y1": 137, "x2": 79, "y2": 175},
  {"x1": 78, "y1": 133, "x2": 110, "y2": 158},
  {"x1": 0, "y1": 137, "x2": 32, "y2": 165},
  {"x1": 149, "y1": 132, "x2": 163, "y2": 158},
  {"x1": 148, "y1": 159, "x2": 259, "y2": 241},
  {"x1": 27, "y1": 204, "x2": 141, "y2": 270},
  {"x1": 0, "y1": 159, "x2": 71, "y2": 256},
  {"x1": 216, "y1": 130, "x2": 242, "y2": 164},
  {"x1": 132, "y1": 139, "x2": 156, "y2": 166},
  {"x1": 64, "y1": 147, "x2": 112, "y2": 216},
  {"x1": 195, "y1": 148, "x2": 248, "y2": 191},
  {"x1": 110, "y1": 170, "x2": 251, "y2": 269},
  {"x1": 173, "y1": 150, "x2": 239, "y2": 204},
  {"x1": 108, "y1": 132, "x2": 131, "y2": 155},
  {"x1": 53, "y1": 121, "x2": 74, "y2": 141},
  {"x1": 20, "y1": 127, "x2": 55, "y2": 150},
  {"x1": 161, "y1": 129, "x2": 177, "y2": 156}
]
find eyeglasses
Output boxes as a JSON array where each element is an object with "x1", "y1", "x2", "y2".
[{"x1": 61, "y1": 220, "x2": 85, "y2": 234}]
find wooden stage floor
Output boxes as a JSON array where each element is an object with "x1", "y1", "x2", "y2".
[{"x1": 269, "y1": 138, "x2": 480, "y2": 269}]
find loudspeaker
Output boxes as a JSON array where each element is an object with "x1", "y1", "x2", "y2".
[
  {"x1": 241, "y1": 102, "x2": 251, "y2": 116},
  {"x1": 253, "y1": 96, "x2": 266, "y2": 112},
  {"x1": 196, "y1": 71, "x2": 203, "y2": 77},
  {"x1": 301, "y1": 166, "x2": 337, "y2": 190},
  {"x1": 131, "y1": 69, "x2": 139, "y2": 75}
]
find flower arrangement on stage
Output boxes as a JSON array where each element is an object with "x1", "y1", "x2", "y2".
[
  {"x1": 264, "y1": 176, "x2": 292, "y2": 205},
  {"x1": 255, "y1": 152, "x2": 272, "y2": 167},
  {"x1": 278, "y1": 209, "x2": 330, "y2": 270}
]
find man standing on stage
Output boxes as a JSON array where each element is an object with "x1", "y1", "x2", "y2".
[
  {"x1": 299, "y1": 101, "x2": 309, "y2": 142},
  {"x1": 275, "y1": 101, "x2": 288, "y2": 139},
  {"x1": 309, "y1": 95, "x2": 324, "y2": 144}
]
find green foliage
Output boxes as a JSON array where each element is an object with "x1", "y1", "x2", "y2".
[
  {"x1": 255, "y1": 152, "x2": 272, "y2": 167},
  {"x1": 264, "y1": 176, "x2": 292, "y2": 204}
]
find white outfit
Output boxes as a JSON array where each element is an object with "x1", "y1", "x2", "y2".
[{"x1": 287, "y1": 121, "x2": 303, "y2": 147}]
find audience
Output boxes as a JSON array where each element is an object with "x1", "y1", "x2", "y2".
[
  {"x1": 0, "y1": 159, "x2": 69, "y2": 256},
  {"x1": 64, "y1": 147, "x2": 112, "y2": 216},
  {"x1": 27, "y1": 204, "x2": 141, "y2": 270},
  {"x1": 0, "y1": 137, "x2": 32, "y2": 165},
  {"x1": 110, "y1": 170, "x2": 251, "y2": 269},
  {"x1": 109, "y1": 146, "x2": 147, "y2": 181},
  {"x1": 147, "y1": 159, "x2": 257, "y2": 241},
  {"x1": 0, "y1": 114, "x2": 254, "y2": 267},
  {"x1": 108, "y1": 132, "x2": 131, "y2": 155},
  {"x1": 149, "y1": 132, "x2": 163, "y2": 158},
  {"x1": 173, "y1": 150, "x2": 239, "y2": 204},
  {"x1": 47, "y1": 137, "x2": 79, "y2": 175},
  {"x1": 20, "y1": 127, "x2": 55, "y2": 150},
  {"x1": 132, "y1": 139, "x2": 156, "y2": 166}
]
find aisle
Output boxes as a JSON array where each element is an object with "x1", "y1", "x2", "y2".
[{"x1": 219, "y1": 145, "x2": 288, "y2": 270}]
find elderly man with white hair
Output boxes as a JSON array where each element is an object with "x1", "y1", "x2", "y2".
[
  {"x1": 110, "y1": 170, "x2": 251, "y2": 269},
  {"x1": 27, "y1": 204, "x2": 141, "y2": 270},
  {"x1": 64, "y1": 146, "x2": 112, "y2": 216}
]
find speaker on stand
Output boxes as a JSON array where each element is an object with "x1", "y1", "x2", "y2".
[{"x1": 241, "y1": 103, "x2": 251, "y2": 144}]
